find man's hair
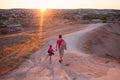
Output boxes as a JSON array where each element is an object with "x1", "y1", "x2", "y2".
[{"x1": 59, "y1": 35, "x2": 62, "y2": 38}]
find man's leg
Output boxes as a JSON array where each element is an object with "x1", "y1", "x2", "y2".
[
  {"x1": 59, "y1": 53, "x2": 61, "y2": 60},
  {"x1": 59, "y1": 49, "x2": 64, "y2": 63},
  {"x1": 59, "y1": 53, "x2": 63, "y2": 63},
  {"x1": 59, "y1": 53, "x2": 63, "y2": 60}
]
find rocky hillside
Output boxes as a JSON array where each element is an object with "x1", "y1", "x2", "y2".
[{"x1": 83, "y1": 23, "x2": 120, "y2": 58}]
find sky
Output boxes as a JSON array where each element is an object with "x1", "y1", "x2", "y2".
[{"x1": 0, "y1": 0, "x2": 120, "y2": 9}]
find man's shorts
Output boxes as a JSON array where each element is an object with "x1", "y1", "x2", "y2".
[{"x1": 58, "y1": 48, "x2": 64, "y2": 54}]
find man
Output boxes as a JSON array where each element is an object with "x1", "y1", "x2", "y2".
[{"x1": 56, "y1": 35, "x2": 67, "y2": 63}]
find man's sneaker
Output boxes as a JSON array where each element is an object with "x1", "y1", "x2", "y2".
[
  {"x1": 59, "y1": 59, "x2": 62, "y2": 63},
  {"x1": 59, "y1": 60, "x2": 61, "y2": 63}
]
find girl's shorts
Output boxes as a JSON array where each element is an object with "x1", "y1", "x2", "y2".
[{"x1": 48, "y1": 53, "x2": 54, "y2": 56}]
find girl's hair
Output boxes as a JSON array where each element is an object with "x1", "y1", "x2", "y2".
[
  {"x1": 49, "y1": 45, "x2": 52, "y2": 47},
  {"x1": 59, "y1": 35, "x2": 62, "y2": 38}
]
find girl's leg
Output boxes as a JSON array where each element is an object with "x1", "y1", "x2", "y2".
[{"x1": 49, "y1": 56, "x2": 52, "y2": 64}]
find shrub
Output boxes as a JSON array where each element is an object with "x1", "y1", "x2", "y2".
[
  {"x1": 101, "y1": 16, "x2": 107, "y2": 23},
  {"x1": 0, "y1": 29, "x2": 8, "y2": 34}
]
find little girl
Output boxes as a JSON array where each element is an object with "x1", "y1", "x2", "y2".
[{"x1": 48, "y1": 45, "x2": 54, "y2": 63}]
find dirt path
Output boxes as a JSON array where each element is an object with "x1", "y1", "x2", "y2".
[{"x1": 1, "y1": 23, "x2": 120, "y2": 80}]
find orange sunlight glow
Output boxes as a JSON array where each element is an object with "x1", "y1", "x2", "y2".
[
  {"x1": 39, "y1": 9, "x2": 45, "y2": 38},
  {"x1": 40, "y1": 9, "x2": 44, "y2": 32},
  {"x1": 40, "y1": 8, "x2": 47, "y2": 12},
  {"x1": 32, "y1": 0, "x2": 47, "y2": 37}
]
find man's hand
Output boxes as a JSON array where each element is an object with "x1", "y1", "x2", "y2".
[{"x1": 65, "y1": 47, "x2": 67, "y2": 50}]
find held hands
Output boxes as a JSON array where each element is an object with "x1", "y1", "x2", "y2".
[
  {"x1": 55, "y1": 48, "x2": 57, "y2": 51},
  {"x1": 65, "y1": 47, "x2": 67, "y2": 50}
]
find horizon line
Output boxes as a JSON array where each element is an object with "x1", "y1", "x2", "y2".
[{"x1": 0, "y1": 8, "x2": 120, "y2": 10}]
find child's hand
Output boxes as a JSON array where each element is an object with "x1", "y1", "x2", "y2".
[{"x1": 56, "y1": 48, "x2": 57, "y2": 51}]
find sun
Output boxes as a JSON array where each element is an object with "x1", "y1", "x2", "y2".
[
  {"x1": 36, "y1": 3, "x2": 47, "y2": 12},
  {"x1": 40, "y1": 8, "x2": 47, "y2": 12},
  {"x1": 34, "y1": 0, "x2": 48, "y2": 11}
]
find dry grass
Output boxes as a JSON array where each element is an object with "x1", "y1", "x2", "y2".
[
  {"x1": 0, "y1": 33, "x2": 45, "y2": 76},
  {"x1": 0, "y1": 35, "x2": 30, "y2": 48}
]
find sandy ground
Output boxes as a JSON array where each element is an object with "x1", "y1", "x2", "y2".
[{"x1": 1, "y1": 23, "x2": 120, "y2": 80}]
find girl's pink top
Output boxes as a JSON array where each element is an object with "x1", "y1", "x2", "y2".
[
  {"x1": 48, "y1": 45, "x2": 54, "y2": 53},
  {"x1": 57, "y1": 39, "x2": 63, "y2": 48}
]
